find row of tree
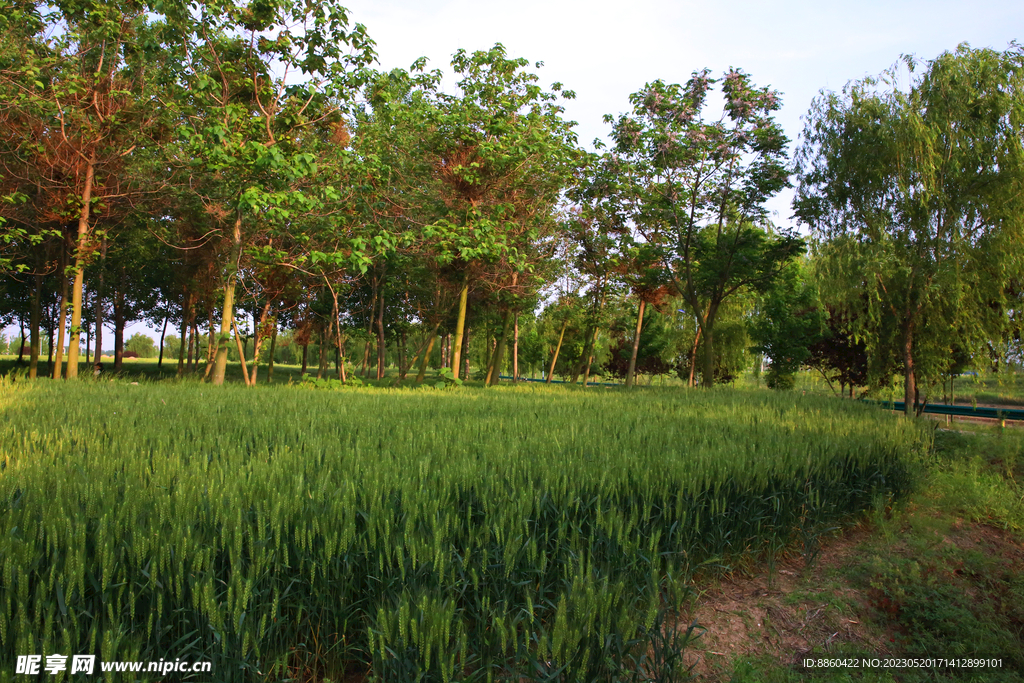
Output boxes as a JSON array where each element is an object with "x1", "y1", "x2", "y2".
[
  {"x1": 2, "y1": 0, "x2": 1022, "y2": 412},
  {"x1": 0, "y1": 267, "x2": 856, "y2": 392}
]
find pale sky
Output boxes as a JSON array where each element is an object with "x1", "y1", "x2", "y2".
[
  {"x1": 5, "y1": 0, "x2": 1020, "y2": 345},
  {"x1": 342, "y1": 0, "x2": 1020, "y2": 223}
]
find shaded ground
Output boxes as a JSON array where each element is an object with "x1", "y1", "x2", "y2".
[
  {"x1": 681, "y1": 526, "x2": 880, "y2": 674},
  {"x1": 0, "y1": 356, "x2": 609, "y2": 389}
]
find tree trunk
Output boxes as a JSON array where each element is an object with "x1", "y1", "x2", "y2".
[
  {"x1": 17, "y1": 315, "x2": 25, "y2": 364},
  {"x1": 360, "y1": 340, "x2": 371, "y2": 377},
  {"x1": 988, "y1": 343, "x2": 1000, "y2": 373},
  {"x1": 46, "y1": 314, "x2": 54, "y2": 377},
  {"x1": 322, "y1": 283, "x2": 347, "y2": 383},
  {"x1": 267, "y1": 320, "x2": 278, "y2": 384},
  {"x1": 192, "y1": 321, "x2": 200, "y2": 369},
  {"x1": 392, "y1": 332, "x2": 418, "y2": 385},
  {"x1": 178, "y1": 319, "x2": 188, "y2": 377},
  {"x1": 317, "y1": 328, "x2": 329, "y2": 379},
  {"x1": 575, "y1": 292, "x2": 606, "y2": 385},
  {"x1": 242, "y1": 312, "x2": 250, "y2": 362},
  {"x1": 212, "y1": 272, "x2": 236, "y2": 385},
  {"x1": 687, "y1": 325, "x2": 703, "y2": 388},
  {"x1": 461, "y1": 325, "x2": 471, "y2": 380},
  {"x1": 416, "y1": 323, "x2": 441, "y2": 383},
  {"x1": 376, "y1": 286, "x2": 386, "y2": 380},
  {"x1": 337, "y1": 333, "x2": 347, "y2": 383},
  {"x1": 301, "y1": 342, "x2": 308, "y2": 375},
  {"x1": 212, "y1": 215, "x2": 242, "y2": 386},
  {"x1": 184, "y1": 323, "x2": 193, "y2": 373},
  {"x1": 29, "y1": 266, "x2": 41, "y2": 379},
  {"x1": 483, "y1": 324, "x2": 493, "y2": 376},
  {"x1": 487, "y1": 312, "x2": 512, "y2": 387},
  {"x1": 581, "y1": 323, "x2": 601, "y2": 388},
  {"x1": 203, "y1": 309, "x2": 216, "y2": 380},
  {"x1": 547, "y1": 319, "x2": 568, "y2": 383},
  {"x1": 231, "y1": 319, "x2": 252, "y2": 386},
  {"x1": 513, "y1": 313, "x2": 519, "y2": 382},
  {"x1": 177, "y1": 289, "x2": 190, "y2": 377},
  {"x1": 188, "y1": 321, "x2": 198, "y2": 373},
  {"x1": 701, "y1": 308, "x2": 717, "y2": 388},
  {"x1": 701, "y1": 327, "x2": 714, "y2": 388},
  {"x1": 113, "y1": 288, "x2": 125, "y2": 373},
  {"x1": 451, "y1": 279, "x2": 469, "y2": 377},
  {"x1": 157, "y1": 312, "x2": 169, "y2": 371},
  {"x1": 52, "y1": 248, "x2": 69, "y2": 380},
  {"x1": 93, "y1": 239, "x2": 106, "y2": 368},
  {"x1": 903, "y1": 324, "x2": 916, "y2": 417},
  {"x1": 626, "y1": 298, "x2": 646, "y2": 388},
  {"x1": 398, "y1": 331, "x2": 408, "y2": 380},
  {"x1": 206, "y1": 313, "x2": 214, "y2": 367},
  {"x1": 66, "y1": 151, "x2": 96, "y2": 379},
  {"x1": 483, "y1": 330, "x2": 496, "y2": 384},
  {"x1": 248, "y1": 301, "x2": 271, "y2": 386},
  {"x1": 324, "y1": 317, "x2": 336, "y2": 381}
]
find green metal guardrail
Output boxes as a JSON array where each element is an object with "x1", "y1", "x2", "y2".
[{"x1": 870, "y1": 400, "x2": 1024, "y2": 422}]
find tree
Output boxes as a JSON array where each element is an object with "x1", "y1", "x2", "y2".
[
  {"x1": 368, "y1": 46, "x2": 579, "y2": 378},
  {"x1": 795, "y1": 44, "x2": 1024, "y2": 414},
  {"x1": 805, "y1": 307, "x2": 869, "y2": 398},
  {"x1": 567, "y1": 154, "x2": 643, "y2": 387},
  {"x1": 602, "y1": 294, "x2": 675, "y2": 383},
  {"x1": 125, "y1": 332, "x2": 156, "y2": 358},
  {"x1": 175, "y1": 0, "x2": 375, "y2": 386},
  {"x1": 748, "y1": 260, "x2": 825, "y2": 390},
  {"x1": 0, "y1": 0, "x2": 180, "y2": 378},
  {"x1": 99, "y1": 223, "x2": 164, "y2": 370},
  {"x1": 606, "y1": 70, "x2": 801, "y2": 387}
]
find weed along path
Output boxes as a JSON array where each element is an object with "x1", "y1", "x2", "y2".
[
  {"x1": 1, "y1": 381, "x2": 930, "y2": 681},
  {"x1": 679, "y1": 426, "x2": 1024, "y2": 682}
]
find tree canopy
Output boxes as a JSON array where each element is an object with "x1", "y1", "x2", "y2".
[
  {"x1": 795, "y1": 43, "x2": 1024, "y2": 412},
  {"x1": 602, "y1": 70, "x2": 803, "y2": 386},
  {"x1": 2, "y1": 4, "x2": 1024, "y2": 403}
]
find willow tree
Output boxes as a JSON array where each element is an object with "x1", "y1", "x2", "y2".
[
  {"x1": 795, "y1": 44, "x2": 1024, "y2": 414},
  {"x1": 606, "y1": 70, "x2": 800, "y2": 387}
]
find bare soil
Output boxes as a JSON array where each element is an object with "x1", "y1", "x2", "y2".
[{"x1": 670, "y1": 518, "x2": 1024, "y2": 681}]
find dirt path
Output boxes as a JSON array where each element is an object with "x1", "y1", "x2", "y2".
[{"x1": 671, "y1": 518, "x2": 1024, "y2": 680}]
